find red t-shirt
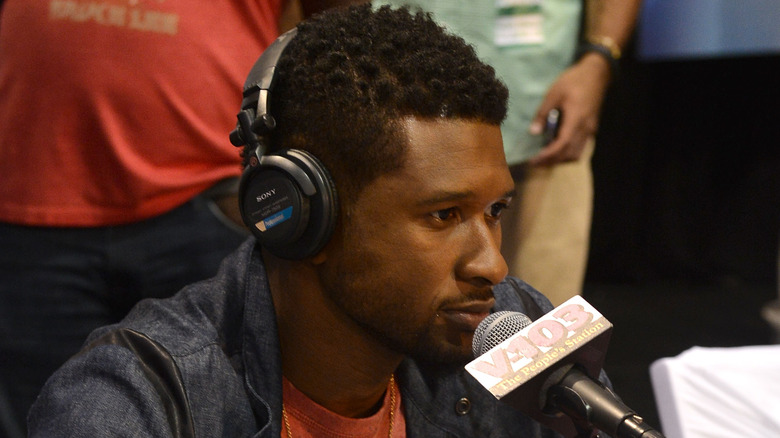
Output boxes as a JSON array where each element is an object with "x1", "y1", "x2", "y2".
[
  {"x1": 0, "y1": 0, "x2": 283, "y2": 226},
  {"x1": 282, "y1": 376, "x2": 407, "y2": 438}
]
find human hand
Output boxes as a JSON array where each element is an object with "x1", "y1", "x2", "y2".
[{"x1": 528, "y1": 53, "x2": 611, "y2": 167}]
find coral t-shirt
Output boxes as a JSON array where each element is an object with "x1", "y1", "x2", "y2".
[
  {"x1": 281, "y1": 375, "x2": 407, "y2": 438},
  {"x1": 0, "y1": 0, "x2": 283, "y2": 226}
]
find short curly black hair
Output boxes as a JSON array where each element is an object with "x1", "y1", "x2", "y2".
[{"x1": 258, "y1": 4, "x2": 508, "y2": 205}]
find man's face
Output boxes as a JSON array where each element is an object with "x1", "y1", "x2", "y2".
[{"x1": 316, "y1": 117, "x2": 515, "y2": 365}]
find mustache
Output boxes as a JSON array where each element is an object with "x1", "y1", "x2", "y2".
[{"x1": 439, "y1": 286, "x2": 495, "y2": 309}]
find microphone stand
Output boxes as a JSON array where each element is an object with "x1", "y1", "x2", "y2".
[{"x1": 546, "y1": 367, "x2": 666, "y2": 438}]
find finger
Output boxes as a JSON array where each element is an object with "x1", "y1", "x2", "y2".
[{"x1": 529, "y1": 138, "x2": 567, "y2": 166}]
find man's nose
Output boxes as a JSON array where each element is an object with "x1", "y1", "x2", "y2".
[{"x1": 457, "y1": 218, "x2": 508, "y2": 286}]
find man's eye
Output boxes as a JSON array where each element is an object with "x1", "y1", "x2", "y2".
[
  {"x1": 431, "y1": 208, "x2": 457, "y2": 221},
  {"x1": 488, "y1": 202, "x2": 509, "y2": 219}
]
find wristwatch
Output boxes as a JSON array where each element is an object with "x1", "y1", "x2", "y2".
[{"x1": 576, "y1": 35, "x2": 621, "y2": 77}]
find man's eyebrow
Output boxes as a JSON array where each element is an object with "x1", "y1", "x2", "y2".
[
  {"x1": 415, "y1": 191, "x2": 472, "y2": 207},
  {"x1": 415, "y1": 189, "x2": 516, "y2": 207}
]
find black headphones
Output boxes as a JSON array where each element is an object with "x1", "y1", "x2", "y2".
[{"x1": 229, "y1": 28, "x2": 338, "y2": 260}]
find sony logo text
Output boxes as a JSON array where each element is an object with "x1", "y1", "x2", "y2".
[{"x1": 256, "y1": 189, "x2": 277, "y2": 202}]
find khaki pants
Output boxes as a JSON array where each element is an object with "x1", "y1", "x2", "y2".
[{"x1": 501, "y1": 140, "x2": 594, "y2": 306}]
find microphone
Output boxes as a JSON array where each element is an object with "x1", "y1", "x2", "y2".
[{"x1": 466, "y1": 296, "x2": 664, "y2": 438}]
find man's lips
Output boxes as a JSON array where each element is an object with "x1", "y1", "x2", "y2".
[{"x1": 440, "y1": 299, "x2": 496, "y2": 331}]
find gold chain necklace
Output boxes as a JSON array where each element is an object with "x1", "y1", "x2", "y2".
[{"x1": 282, "y1": 375, "x2": 396, "y2": 438}]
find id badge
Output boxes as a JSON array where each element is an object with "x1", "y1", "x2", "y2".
[{"x1": 494, "y1": 0, "x2": 544, "y2": 48}]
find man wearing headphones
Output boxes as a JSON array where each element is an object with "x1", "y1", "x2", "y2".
[{"x1": 29, "y1": 5, "x2": 574, "y2": 436}]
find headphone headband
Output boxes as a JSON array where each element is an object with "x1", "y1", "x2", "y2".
[
  {"x1": 232, "y1": 28, "x2": 338, "y2": 260},
  {"x1": 229, "y1": 28, "x2": 298, "y2": 151}
]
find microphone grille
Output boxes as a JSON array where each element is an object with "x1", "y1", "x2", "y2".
[{"x1": 472, "y1": 311, "x2": 532, "y2": 357}]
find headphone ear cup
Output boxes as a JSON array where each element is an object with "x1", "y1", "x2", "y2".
[{"x1": 239, "y1": 149, "x2": 337, "y2": 260}]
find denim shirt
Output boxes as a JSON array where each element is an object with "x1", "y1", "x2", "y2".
[{"x1": 29, "y1": 238, "x2": 564, "y2": 438}]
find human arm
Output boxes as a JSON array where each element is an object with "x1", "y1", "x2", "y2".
[{"x1": 528, "y1": 0, "x2": 642, "y2": 166}]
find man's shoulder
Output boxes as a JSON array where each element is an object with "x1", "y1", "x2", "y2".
[
  {"x1": 27, "y1": 268, "x2": 258, "y2": 437},
  {"x1": 81, "y1": 281, "x2": 227, "y2": 358},
  {"x1": 28, "y1": 321, "x2": 256, "y2": 437}
]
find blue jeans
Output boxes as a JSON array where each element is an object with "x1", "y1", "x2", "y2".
[{"x1": 0, "y1": 195, "x2": 248, "y2": 435}]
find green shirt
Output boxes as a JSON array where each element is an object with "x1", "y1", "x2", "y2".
[{"x1": 375, "y1": 0, "x2": 582, "y2": 165}]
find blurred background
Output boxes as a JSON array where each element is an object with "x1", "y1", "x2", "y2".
[{"x1": 582, "y1": 0, "x2": 780, "y2": 428}]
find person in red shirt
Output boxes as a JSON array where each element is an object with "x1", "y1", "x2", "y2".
[{"x1": 0, "y1": 1, "x2": 362, "y2": 435}]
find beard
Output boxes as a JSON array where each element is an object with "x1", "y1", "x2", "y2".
[
  {"x1": 349, "y1": 307, "x2": 476, "y2": 366},
  {"x1": 317, "y1": 259, "x2": 478, "y2": 366}
]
